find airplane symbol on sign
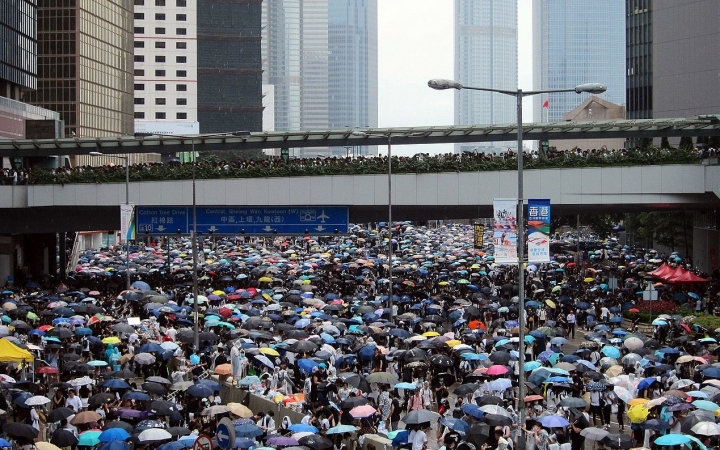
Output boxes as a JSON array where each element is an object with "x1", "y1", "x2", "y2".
[{"x1": 318, "y1": 210, "x2": 329, "y2": 223}]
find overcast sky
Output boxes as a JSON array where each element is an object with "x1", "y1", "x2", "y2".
[{"x1": 377, "y1": 0, "x2": 533, "y2": 156}]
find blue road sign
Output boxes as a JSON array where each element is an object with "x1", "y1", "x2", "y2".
[
  {"x1": 136, "y1": 206, "x2": 349, "y2": 235},
  {"x1": 215, "y1": 418, "x2": 234, "y2": 450}
]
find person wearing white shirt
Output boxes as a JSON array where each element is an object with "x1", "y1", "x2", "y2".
[
  {"x1": 412, "y1": 424, "x2": 429, "y2": 450},
  {"x1": 566, "y1": 313, "x2": 576, "y2": 338},
  {"x1": 65, "y1": 391, "x2": 82, "y2": 412}
]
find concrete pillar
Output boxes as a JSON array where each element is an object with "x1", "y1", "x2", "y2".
[
  {"x1": 23, "y1": 233, "x2": 57, "y2": 283},
  {"x1": 0, "y1": 236, "x2": 13, "y2": 287}
]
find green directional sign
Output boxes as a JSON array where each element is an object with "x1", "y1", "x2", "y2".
[{"x1": 281, "y1": 148, "x2": 289, "y2": 163}]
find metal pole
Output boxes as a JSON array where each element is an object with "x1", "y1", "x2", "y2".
[
  {"x1": 577, "y1": 214, "x2": 581, "y2": 281},
  {"x1": 387, "y1": 136, "x2": 393, "y2": 321},
  {"x1": 192, "y1": 141, "x2": 199, "y2": 352},
  {"x1": 516, "y1": 90, "x2": 527, "y2": 450},
  {"x1": 125, "y1": 157, "x2": 131, "y2": 290}
]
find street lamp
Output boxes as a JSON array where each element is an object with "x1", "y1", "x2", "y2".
[
  {"x1": 351, "y1": 131, "x2": 426, "y2": 321},
  {"x1": 90, "y1": 151, "x2": 132, "y2": 290},
  {"x1": 428, "y1": 78, "x2": 606, "y2": 449}
]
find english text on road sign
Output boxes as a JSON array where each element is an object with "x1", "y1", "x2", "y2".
[{"x1": 136, "y1": 206, "x2": 349, "y2": 235}]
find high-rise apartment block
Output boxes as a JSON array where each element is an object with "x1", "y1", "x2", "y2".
[{"x1": 454, "y1": 0, "x2": 517, "y2": 154}]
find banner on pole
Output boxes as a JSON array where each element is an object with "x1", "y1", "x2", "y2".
[
  {"x1": 473, "y1": 224, "x2": 484, "y2": 249},
  {"x1": 120, "y1": 204, "x2": 135, "y2": 242},
  {"x1": 527, "y1": 198, "x2": 551, "y2": 263},
  {"x1": 493, "y1": 198, "x2": 518, "y2": 264}
]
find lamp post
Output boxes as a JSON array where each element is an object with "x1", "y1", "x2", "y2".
[
  {"x1": 352, "y1": 131, "x2": 426, "y2": 321},
  {"x1": 90, "y1": 151, "x2": 131, "y2": 290},
  {"x1": 428, "y1": 79, "x2": 606, "y2": 450}
]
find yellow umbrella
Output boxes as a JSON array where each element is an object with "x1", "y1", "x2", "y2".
[
  {"x1": 627, "y1": 404, "x2": 650, "y2": 423},
  {"x1": 628, "y1": 398, "x2": 649, "y2": 406},
  {"x1": 545, "y1": 300, "x2": 556, "y2": 309},
  {"x1": 36, "y1": 442, "x2": 62, "y2": 450},
  {"x1": 226, "y1": 402, "x2": 253, "y2": 418},
  {"x1": 258, "y1": 277, "x2": 273, "y2": 283},
  {"x1": 423, "y1": 331, "x2": 440, "y2": 337},
  {"x1": 262, "y1": 293, "x2": 272, "y2": 302},
  {"x1": 259, "y1": 347, "x2": 280, "y2": 357},
  {"x1": 102, "y1": 337, "x2": 121, "y2": 345},
  {"x1": 446, "y1": 340, "x2": 462, "y2": 347},
  {"x1": 212, "y1": 290, "x2": 225, "y2": 296},
  {"x1": 438, "y1": 281, "x2": 450, "y2": 286},
  {"x1": 584, "y1": 277, "x2": 594, "y2": 283}
]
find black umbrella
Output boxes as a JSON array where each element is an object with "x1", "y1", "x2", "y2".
[
  {"x1": 6, "y1": 423, "x2": 39, "y2": 439},
  {"x1": 89, "y1": 392, "x2": 117, "y2": 406},
  {"x1": 46, "y1": 328, "x2": 73, "y2": 339},
  {"x1": 47, "y1": 407, "x2": 75, "y2": 423},
  {"x1": 50, "y1": 429, "x2": 78, "y2": 446},
  {"x1": 401, "y1": 348, "x2": 427, "y2": 363},
  {"x1": 148, "y1": 399, "x2": 178, "y2": 416},
  {"x1": 167, "y1": 426, "x2": 191, "y2": 437},
  {"x1": 339, "y1": 397, "x2": 368, "y2": 409},
  {"x1": 482, "y1": 414, "x2": 512, "y2": 427},
  {"x1": 142, "y1": 382, "x2": 167, "y2": 396},
  {"x1": 475, "y1": 395, "x2": 503, "y2": 406},
  {"x1": 466, "y1": 423, "x2": 492, "y2": 448},
  {"x1": 488, "y1": 352, "x2": 511, "y2": 365},
  {"x1": 453, "y1": 383, "x2": 480, "y2": 396},
  {"x1": 113, "y1": 369, "x2": 138, "y2": 379},
  {"x1": 600, "y1": 434, "x2": 634, "y2": 449},
  {"x1": 298, "y1": 435, "x2": 334, "y2": 450},
  {"x1": 288, "y1": 340, "x2": 318, "y2": 353},
  {"x1": 103, "y1": 421, "x2": 134, "y2": 433},
  {"x1": 430, "y1": 354, "x2": 453, "y2": 367}
]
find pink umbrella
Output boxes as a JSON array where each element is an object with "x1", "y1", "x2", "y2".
[
  {"x1": 486, "y1": 365, "x2": 509, "y2": 375},
  {"x1": 349, "y1": 405, "x2": 377, "y2": 418}
]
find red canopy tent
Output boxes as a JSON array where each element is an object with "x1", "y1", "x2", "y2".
[
  {"x1": 649, "y1": 263, "x2": 673, "y2": 280},
  {"x1": 656, "y1": 266, "x2": 685, "y2": 283},
  {"x1": 667, "y1": 269, "x2": 708, "y2": 283}
]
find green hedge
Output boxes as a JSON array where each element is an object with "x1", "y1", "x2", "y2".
[{"x1": 28, "y1": 147, "x2": 701, "y2": 185}]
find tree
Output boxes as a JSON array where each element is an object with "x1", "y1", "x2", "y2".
[
  {"x1": 624, "y1": 211, "x2": 693, "y2": 256},
  {"x1": 198, "y1": 148, "x2": 265, "y2": 162},
  {"x1": 678, "y1": 136, "x2": 694, "y2": 149},
  {"x1": 550, "y1": 213, "x2": 621, "y2": 237},
  {"x1": 660, "y1": 137, "x2": 671, "y2": 149}
]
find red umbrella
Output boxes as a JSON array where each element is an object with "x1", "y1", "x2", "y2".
[{"x1": 36, "y1": 366, "x2": 58, "y2": 374}]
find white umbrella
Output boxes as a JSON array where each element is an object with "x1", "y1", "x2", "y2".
[
  {"x1": 254, "y1": 355, "x2": 274, "y2": 368},
  {"x1": 488, "y1": 379, "x2": 512, "y2": 392},
  {"x1": 613, "y1": 386, "x2": 634, "y2": 404},
  {"x1": 69, "y1": 376, "x2": 93, "y2": 386},
  {"x1": 670, "y1": 379, "x2": 695, "y2": 390},
  {"x1": 292, "y1": 432, "x2": 314, "y2": 441},
  {"x1": 133, "y1": 352, "x2": 156, "y2": 365},
  {"x1": 691, "y1": 421, "x2": 720, "y2": 436},
  {"x1": 137, "y1": 429, "x2": 172, "y2": 442},
  {"x1": 623, "y1": 337, "x2": 644, "y2": 351},
  {"x1": 160, "y1": 342, "x2": 179, "y2": 351},
  {"x1": 0, "y1": 374, "x2": 15, "y2": 383},
  {"x1": 580, "y1": 427, "x2": 609, "y2": 441},
  {"x1": 25, "y1": 395, "x2": 51, "y2": 406},
  {"x1": 479, "y1": 405, "x2": 510, "y2": 417}
]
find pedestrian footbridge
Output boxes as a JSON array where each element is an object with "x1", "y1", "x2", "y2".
[{"x1": 1, "y1": 163, "x2": 719, "y2": 234}]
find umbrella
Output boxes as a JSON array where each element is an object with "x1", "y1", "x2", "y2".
[
  {"x1": 365, "y1": 372, "x2": 398, "y2": 384},
  {"x1": 627, "y1": 405, "x2": 650, "y2": 423},
  {"x1": 71, "y1": 410, "x2": 102, "y2": 425},
  {"x1": 438, "y1": 417, "x2": 470, "y2": 435},
  {"x1": 35, "y1": 443, "x2": 61, "y2": 450},
  {"x1": 25, "y1": 395, "x2": 51, "y2": 406},
  {"x1": 600, "y1": 434, "x2": 634, "y2": 449},
  {"x1": 78, "y1": 431, "x2": 102, "y2": 447},
  {"x1": 401, "y1": 409, "x2": 438, "y2": 424},
  {"x1": 349, "y1": 404, "x2": 376, "y2": 418},
  {"x1": 98, "y1": 428, "x2": 131, "y2": 442},
  {"x1": 654, "y1": 435, "x2": 691, "y2": 446},
  {"x1": 5, "y1": 422, "x2": 37, "y2": 439},
  {"x1": 467, "y1": 423, "x2": 492, "y2": 448},
  {"x1": 137, "y1": 429, "x2": 172, "y2": 443},
  {"x1": 298, "y1": 435, "x2": 334, "y2": 450},
  {"x1": 691, "y1": 421, "x2": 720, "y2": 436},
  {"x1": 51, "y1": 429, "x2": 79, "y2": 447},
  {"x1": 47, "y1": 407, "x2": 75, "y2": 423},
  {"x1": 227, "y1": 403, "x2": 253, "y2": 418},
  {"x1": 538, "y1": 416, "x2": 569, "y2": 428},
  {"x1": 187, "y1": 384, "x2": 214, "y2": 398},
  {"x1": 326, "y1": 425, "x2": 358, "y2": 435},
  {"x1": 266, "y1": 437, "x2": 300, "y2": 446},
  {"x1": 234, "y1": 424, "x2": 263, "y2": 438},
  {"x1": 559, "y1": 397, "x2": 588, "y2": 408},
  {"x1": 580, "y1": 427, "x2": 609, "y2": 441},
  {"x1": 287, "y1": 424, "x2": 318, "y2": 433}
]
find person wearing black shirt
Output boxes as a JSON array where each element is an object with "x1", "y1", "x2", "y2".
[
  {"x1": 389, "y1": 391, "x2": 402, "y2": 431},
  {"x1": 569, "y1": 416, "x2": 587, "y2": 450}
]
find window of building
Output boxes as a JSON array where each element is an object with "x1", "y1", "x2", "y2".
[
  {"x1": 176, "y1": 42, "x2": 187, "y2": 49},
  {"x1": 176, "y1": 70, "x2": 187, "y2": 77},
  {"x1": 176, "y1": 14, "x2": 186, "y2": 21},
  {"x1": 134, "y1": 13, "x2": 144, "y2": 20},
  {"x1": 155, "y1": 13, "x2": 165, "y2": 20},
  {"x1": 155, "y1": 70, "x2": 166, "y2": 76},
  {"x1": 176, "y1": 0, "x2": 186, "y2": 6},
  {"x1": 134, "y1": 69, "x2": 145, "y2": 76},
  {"x1": 155, "y1": 41, "x2": 166, "y2": 49},
  {"x1": 177, "y1": 112, "x2": 187, "y2": 119},
  {"x1": 156, "y1": 112, "x2": 166, "y2": 119},
  {"x1": 134, "y1": 98, "x2": 145, "y2": 105},
  {"x1": 134, "y1": 83, "x2": 145, "y2": 90},
  {"x1": 176, "y1": 84, "x2": 187, "y2": 91},
  {"x1": 134, "y1": 41, "x2": 145, "y2": 48},
  {"x1": 176, "y1": 28, "x2": 187, "y2": 35},
  {"x1": 134, "y1": 112, "x2": 145, "y2": 118},
  {"x1": 176, "y1": 98, "x2": 187, "y2": 105},
  {"x1": 134, "y1": 55, "x2": 145, "y2": 62},
  {"x1": 155, "y1": 56, "x2": 165, "y2": 63},
  {"x1": 156, "y1": 84, "x2": 166, "y2": 91},
  {"x1": 134, "y1": 27, "x2": 144, "y2": 34},
  {"x1": 155, "y1": 0, "x2": 165, "y2": 5},
  {"x1": 176, "y1": 56, "x2": 187, "y2": 63},
  {"x1": 134, "y1": 0, "x2": 144, "y2": 5},
  {"x1": 155, "y1": 28, "x2": 166, "y2": 34},
  {"x1": 155, "y1": 98, "x2": 166, "y2": 105}
]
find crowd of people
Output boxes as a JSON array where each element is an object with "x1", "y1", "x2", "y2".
[
  {"x1": 17, "y1": 144, "x2": 702, "y2": 186},
  {"x1": 0, "y1": 222, "x2": 718, "y2": 450}
]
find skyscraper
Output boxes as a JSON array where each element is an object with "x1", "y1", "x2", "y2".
[
  {"x1": 132, "y1": 0, "x2": 200, "y2": 137},
  {"x1": 533, "y1": 0, "x2": 625, "y2": 123},
  {"x1": 197, "y1": 0, "x2": 263, "y2": 134},
  {"x1": 26, "y1": 0, "x2": 135, "y2": 166},
  {"x1": 454, "y1": 0, "x2": 517, "y2": 154},
  {"x1": 262, "y1": 0, "x2": 377, "y2": 157}
]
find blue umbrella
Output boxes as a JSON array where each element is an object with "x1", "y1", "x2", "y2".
[
  {"x1": 658, "y1": 347, "x2": 680, "y2": 354},
  {"x1": 0, "y1": 439, "x2": 11, "y2": 448},
  {"x1": 601, "y1": 346, "x2": 621, "y2": 359},
  {"x1": 703, "y1": 367, "x2": 720, "y2": 379},
  {"x1": 461, "y1": 353, "x2": 486, "y2": 361},
  {"x1": 75, "y1": 327, "x2": 93, "y2": 336},
  {"x1": 288, "y1": 424, "x2": 318, "y2": 433},
  {"x1": 394, "y1": 382, "x2": 418, "y2": 390},
  {"x1": 636, "y1": 377, "x2": 658, "y2": 391},
  {"x1": 123, "y1": 391, "x2": 151, "y2": 401},
  {"x1": 186, "y1": 384, "x2": 214, "y2": 398},
  {"x1": 233, "y1": 438, "x2": 255, "y2": 449},
  {"x1": 157, "y1": 443, "x2": 185, "y2": 450},
  {"x1": 234, "y1": 424, "x2": 263, "y2": 438},
  {"x1": 98, "y1": 428, "x2": 131, "y2": 442},
  {"x1": 538, "y1": 416, "x2": 569, "y2": 428},
  {"x1": 297, "y1": 359, "x2": 319, "y2": 374},
  {"x1": 609, "y1": 317, "x2": 623, "y2": 323},
  {"x1": 357, "y1": 344, "x2": 377, "y2": 361},
  {"x1": 524, "y1": 361, "x2": 542, "y2": 371},
  {"x1": 655, "y1": 434, "x2": 690, "y2": 446},
  {"x1": 461, "y1": 404, "x2": 484, "y2": 419},
  {"x1": 103, "y1": 379, "x2": 131, "y2": 390},
  {"x1": 138, "y1": 343, "x2": 165, "y2": 353},
  {"x1": 438, "y1": 417, "x2": 470, "y2": 435},
  {"x1": 561, "y1": 355, "x2": 580, "y2": 363}
]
